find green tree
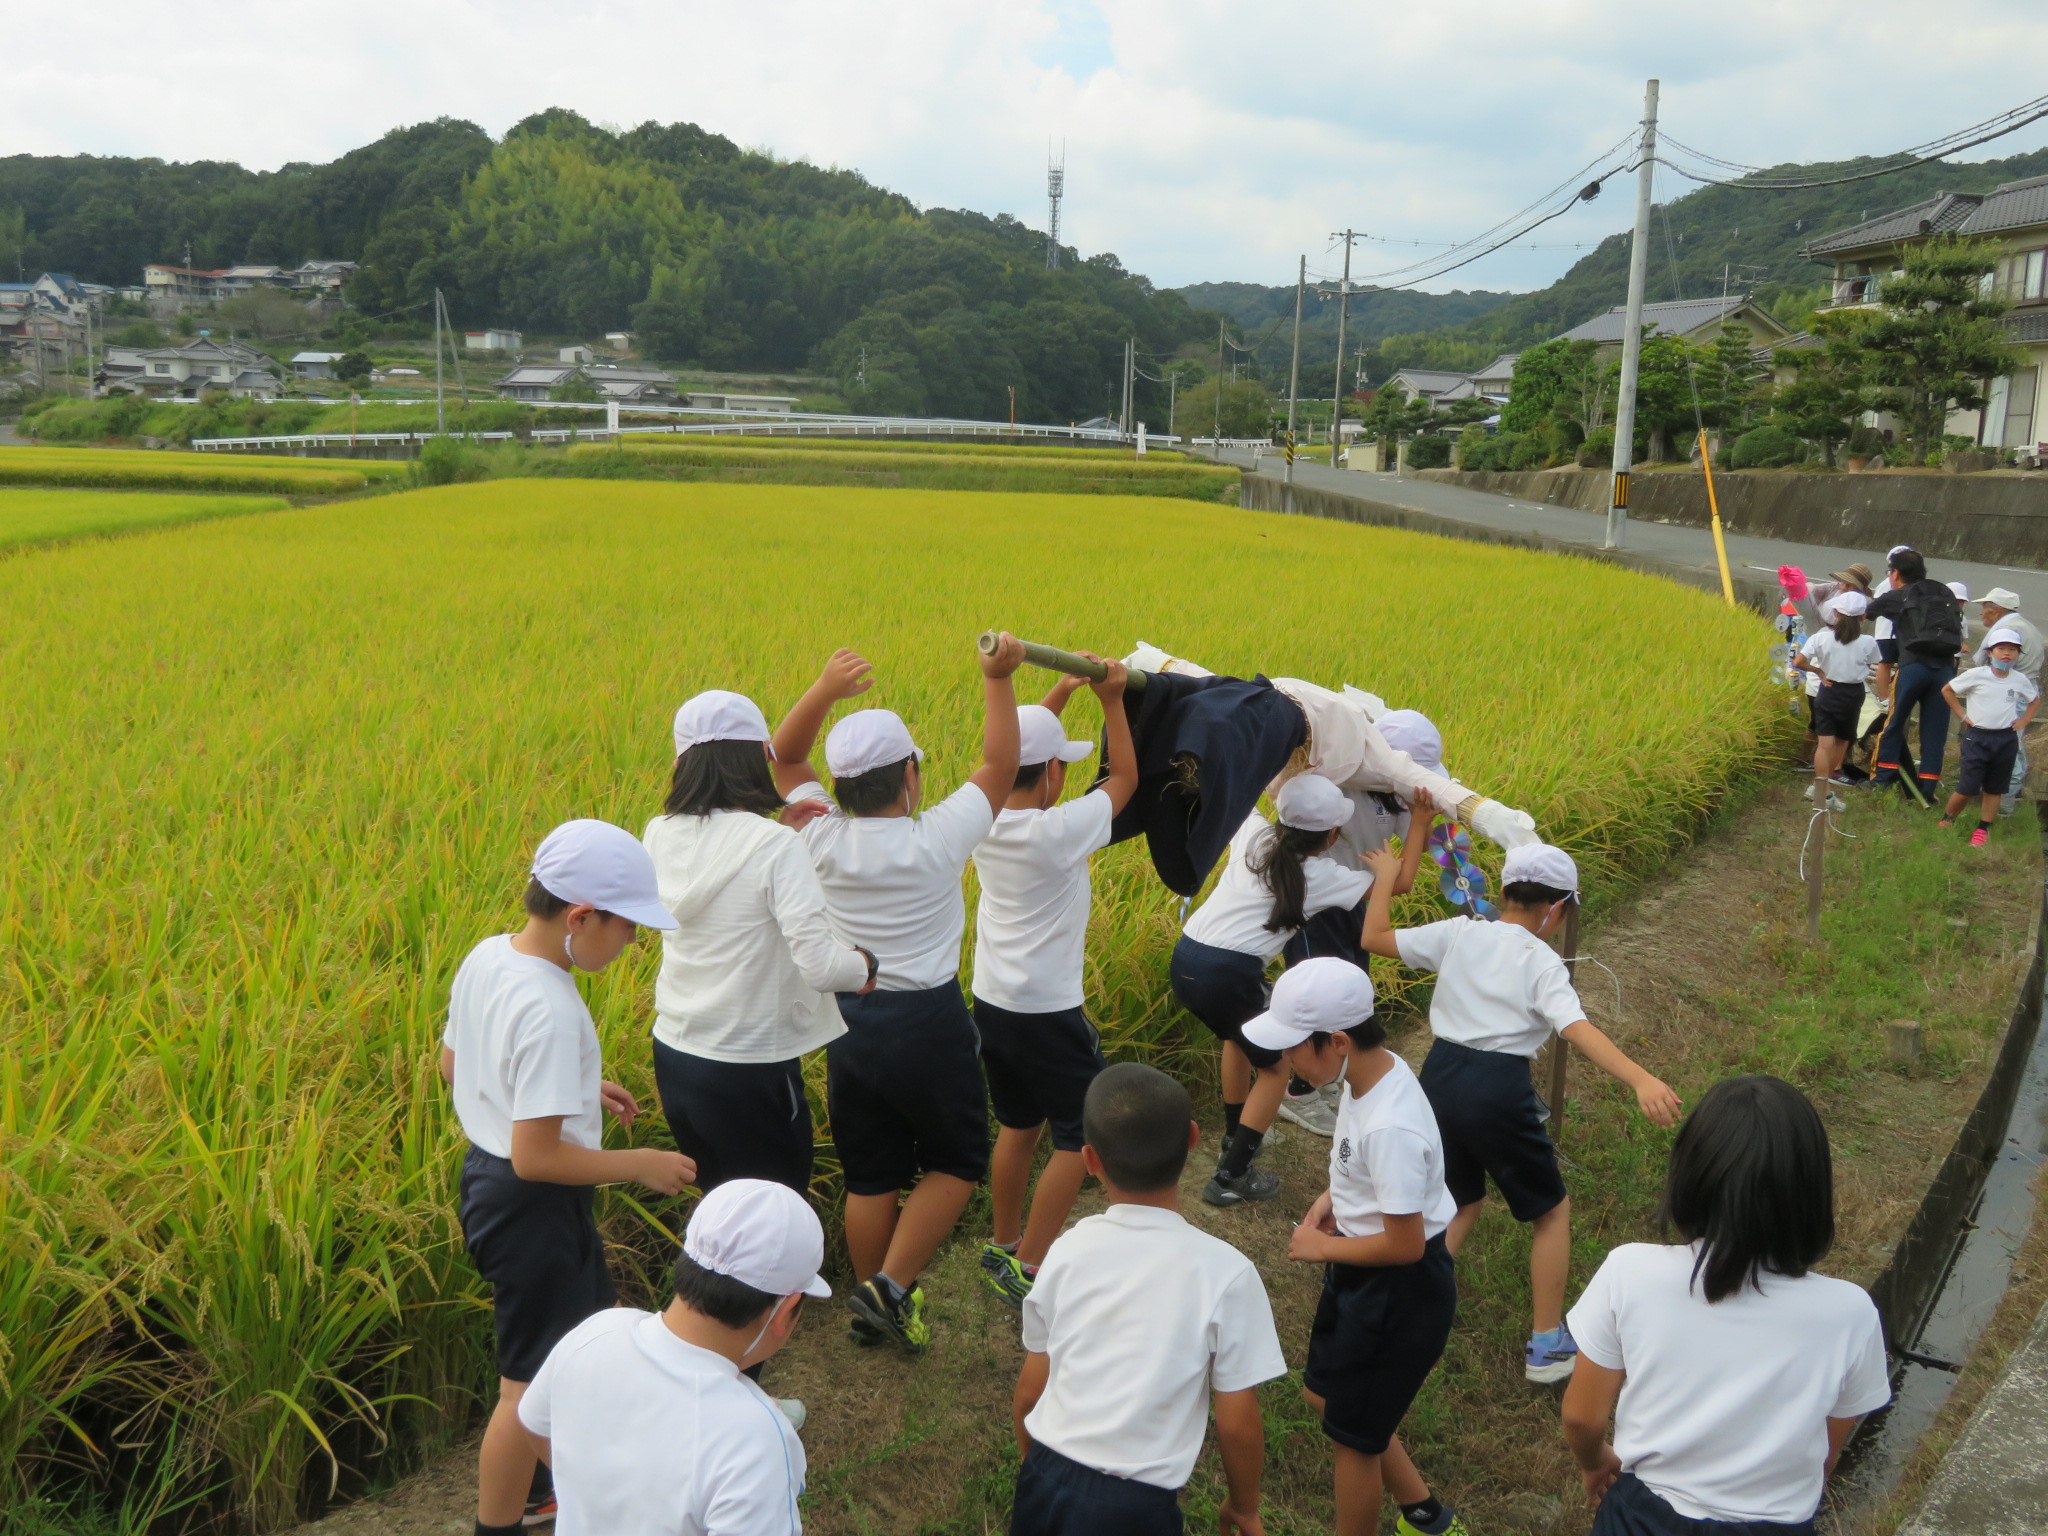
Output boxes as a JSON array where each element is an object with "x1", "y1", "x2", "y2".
[
  {"x1": 333, "y1": 351, "x2": 374, "y2": 388},
  {"x1": 217, "y1": 285, "x2": 309, "y2": 340},
  {"x1": 1179, "y1": 375, "x2": 1274, "y2": 437},
  {"x1": 1501, "y1": 338, "x2": 1601, "y2": 432},
  {"x1": 1854, "y1": 235, "x2": 2013, "y2": 464},
  {"x1": 1771, "y1": 310, "x2": 1877, "y2": 467}
]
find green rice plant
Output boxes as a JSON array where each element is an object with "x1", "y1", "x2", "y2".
[
  {"x1": 0, "y1": 489, "x2": 291, "y2": 551},
  {"x1": 0, "y1": 450, "x2": 367, "y2": 498},
  {"x1": 0, "y1": 480, "x2": 1774, "y2": 1528}
]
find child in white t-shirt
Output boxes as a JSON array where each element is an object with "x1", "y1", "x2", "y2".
[
  {"x1": 971, "y1": 658, "x2": 1139, "y2": 1307},
  {"x1": 440, "y1": 820, "x2": 694, "y2": 1535},
  {"x1": 1792, "y1": 591, "x2": 1879, "y2": 811},
  {"x1": 1939, "y1": 629, "x2": 2042, "y2": 846},
  {"x1": 1246, "y1": 959, "x2": 1469, "y2": 1536},
  {"x1": 1561, "y1": 1076, "x2": 1890, "y2": 1533},
  {"x1": 1361, "y1": 840, "x2": 1681, "y2": 1385},
  {"x1": 770, "y1": 637, "x2": 1024, "y2": 1356}
]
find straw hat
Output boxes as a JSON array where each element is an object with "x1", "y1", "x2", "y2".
[{"x1": 1828, "y1": 562, "x2": 1874, "y2": 592}]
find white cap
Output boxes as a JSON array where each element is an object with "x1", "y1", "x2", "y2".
[
  {"x1": 1948, "y1": 582, "x2": 1971, "y2": 603},
  {"x1": 1017, "y1": 704, "x2": 1094, "y2": 767},
  {"x1": 673, "y1": 690, "x2": 771, "y2": 756},
  {"x1": 1275, "y1": 774, "x2": 1355, "y2": 832},
  {"x1": 1984, "y1": 588, "x2": 2023, "y2": 611},
  {"x1": 1501, "y1": 841, "x2": 1579, "y2": 895},
  {"x1": 825, "y1": 709, "x2": 924, "y2": 778},
  {"x1": 1242, "y1": 957, "x2": 1376, "y2": 1051},
  {"x1": 1376, "y1": 709, "x2": 1444, "y2": 774},
  {"x1": 682, "y1": 1179, "x2": 833, "y2": 1300},
  {"x1": 531, "y1": 819, "x2": 679, "y2": 929},
  {"x1": 1887, "y1": 544, "x2": 1913, "y2": 560},
  {"x1": 1986, "y1": 627, "x2": 2026, "y2": 651},
  {"x1": 1830, "y1": 590, "x2": 1870, "y2": 618}
]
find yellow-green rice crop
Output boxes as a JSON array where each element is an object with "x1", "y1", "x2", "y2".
[
  {"x1": 605, "y1": 436, "x2": 1167, "y2": 459},
  {"x1": 0, "y1": 446, "x2": 411, "y2": 480},
  {"x1": 0, "y1": 488, "x2": 290, "y2": 551},
  {"x1": 0, "y1": 448, "x2": 371, "y2": 497},
  {"x1": 0, "y1": 481, "x2": 1774, "y2": 1529}
]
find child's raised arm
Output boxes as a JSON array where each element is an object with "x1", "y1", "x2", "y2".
[
  {"x1": 968, "y1": 632, "x2": 1025, "y2": 813},
  {"x1": 1039, "y1": 672, "x2": 1087, "y2": 717},
  {"x1": 771, "y1": 648, "x2": 873, "y2": 798},
  {"x1": 1080, "y1": 652, "x2": 1139, "y2": 817},
  {"x1": 1358, "y1": 846, "x2": 1407, "y2": 959},
  {"x1": 1388, "y1": 787, "x2": 1436, "y2": 896}
]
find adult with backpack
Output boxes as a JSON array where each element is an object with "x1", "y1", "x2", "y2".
[{"x1": 1865, "y1": 548, "x2": 1965, "y2": 801}]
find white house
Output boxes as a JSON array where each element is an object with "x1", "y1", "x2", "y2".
[
  {"x1": 604, "y1": 331, "x2": 633, "y2": 354},
  {"x1": 291, "y1": 260, "x2": 355, "y2": 293},
  {"x1": 560, "y1": 345, "x2": 596, "y2": 364},
  {"x1": 685, "y1": 391, "x2": 797, "y2": 413},
  {"x1": 466, "y1": 328, "x2": 523, "y2": 352},
  {"x1": 128, "y1": 338, "x2": 281, "y2": 399},
  {"x1": 495, "y1": 364, "x2": 576, "y2": 400},
  {"x1": 291, "y1": 351, "x2": 347, "y2": 379}
]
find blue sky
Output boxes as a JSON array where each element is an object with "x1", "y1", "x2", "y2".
[{"x1": 8, "y1": 0, "x2": 2048, "y2": 294}]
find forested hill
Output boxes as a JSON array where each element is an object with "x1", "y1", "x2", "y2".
[
  {"x1": 1175, "y1": 280, "x2": 1512, "y2": 386},
  {"x1": 0, "y1": 109, "x2": 1207, "y2": 422}
]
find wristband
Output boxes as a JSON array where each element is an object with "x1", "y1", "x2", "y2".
[{"x1": 854, "y1": 946, "x2": 879, "y2": 987}]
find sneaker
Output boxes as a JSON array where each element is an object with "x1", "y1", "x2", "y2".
[
  {"x1": 1801, "y1": 782, "x2": 1817, "y2": 801},
  {"x1": 1829, "y1": 772, "x2": 1856, "y2": 786},
  {"x1": 1526, "y1": 1323, "x2": 1579, "y2": 1384},
  {"x1": 521, "y1": 1495, "x2": 558, "y2": 1527},
  {"x1": 1971, "y1": 827, "x2": 1990, "y2": 848},
  {"x1": 1277, "y1": 1087, "x2": 1338, "y2": 1136},
  {"x1": 847, "y1": 1314, "x2": 885, "y2": 1347},
  {"x1": 775, "y1": 1398, "x2": 808, "y2": 1432},
  {"x1": 1825, "y1": 792, "x2": 1846, "y2": 813},
  {"x1": 849, "y1": 1276, "x2": 931, "y2": 1354},
  {"x1": 1395, "y1": 1510, "x2": 1471, "y2": 1536},
  {"x1": 1202, "y1": 1164, "x2": 1282, "y2": 1207},
  {"x1": 980, "y1": 1243, "x2": 1035, "y2": 1308}
]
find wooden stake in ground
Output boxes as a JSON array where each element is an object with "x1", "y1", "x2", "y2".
[
  {"x1": 1806, "y1": 811, "x2": 1825, "y2": 943},
  {"x1": 1544, "y1": 901, "x2": 1580, "y2": 1140}
]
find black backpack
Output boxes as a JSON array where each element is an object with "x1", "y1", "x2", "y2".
[{"x1": 1898, "y1": 580, "x2": 1963, "y2": 660}]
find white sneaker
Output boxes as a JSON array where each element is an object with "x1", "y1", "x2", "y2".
[
  {"x1": 776, "y1": 1398, "x2": 807, "y2": 1432},
  {"x1": 1278, "y1": 1088, "x2": 1338, "y2": 1136},
  {"x1": 1801, "y1": 783, "x2": 1817, "y2": 801},
  {"x1": 1826, "y1": 793, "x2": 1846, "y2": 812}
]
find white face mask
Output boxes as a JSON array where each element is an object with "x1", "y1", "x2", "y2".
[{"x1": 743, "y1": 1295, "x2": 794, "y2": 1358}]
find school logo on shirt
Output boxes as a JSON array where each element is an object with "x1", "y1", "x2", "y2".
[{"x1": 1337, "y1": 1136, "x2": 1352, "y2": 1165}]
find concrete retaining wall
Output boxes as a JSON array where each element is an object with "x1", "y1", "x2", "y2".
[{"x1": 1415, "y1": 467, "x2": 2048, "y2": 568}]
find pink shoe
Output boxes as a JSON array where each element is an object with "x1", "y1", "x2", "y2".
[{"x1": 1970, "y1": 827, "x2": 1989, "y2": 848}]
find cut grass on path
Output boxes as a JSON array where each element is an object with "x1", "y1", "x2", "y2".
[{"x1": 0, "y1": 487, "x2": 291, "y2": 552}]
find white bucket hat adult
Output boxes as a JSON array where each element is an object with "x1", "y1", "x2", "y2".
[
  {"x1": 1376, "y1": 709, "x2": 1445, "y2": 774},
  {"x1": 673, "y1": 689, "x2": 772, "y2": 756},
  {"x1": 1242, "y1": 957, "x2": 1376, "y2": 1051},
  {"x1": 1501, "y1": 842, "x2": 1579, "y2": 896},
  {"x1": 1017, "y1": 704, "x2": 1095, "y2": 767},
  {"x1": 683, "y1": 1179, "x2": 833, "y2": 1299},
  {"x1": 825, "y1": 709, "x2": 924, "y2": 778},
  {"x1": 1275, "y1": 774, "x2": 1355, "y2": 832},
  {"x1": 531, "y1": 819, "x2": 679, "y2": 929}
]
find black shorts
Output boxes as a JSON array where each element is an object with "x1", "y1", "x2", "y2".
[
  {"x1": 458, "y1": 1145, "x2": 616, "y2": 1382},
  {"x1": 650, "y1": 1037, "x2": 813, "y2": 1193},
  {"x1": 1418, "y1": 1037, "x2": 1567, "y2": 1221},
  {"x1": 1010, "y1": 1443, "x2": 1182, "y2": 1536},
  {"x1": 1169, "y1": 936, "x2": 1280, "y2": 1069},
  {"x1": 973, "y1": 998, "x2": 1104, "y2": 1153},
  {"x1": 1303, "y1": 1235, "x2": 1457, "y2": 1455},
  {"x1": 1812, "y1": 680, "x2": 1865, "y2": 742},
  {"x1": 1283, "y1": 898, "x2": 1370, "y2": 970},
  {"x1": 1592, "y1": 1472, "x2": 1816, "y2": 1535},
  {"x1": 1958, "y1": 725, "x2": 2020, "y2": 797},
  {"x1": 829, "y1": 982, "x2": 989, "y2": 1196}
]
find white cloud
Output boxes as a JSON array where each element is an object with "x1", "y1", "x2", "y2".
[{"x1": 8, "y1": 0, "x2": 2048, "y2": 292}]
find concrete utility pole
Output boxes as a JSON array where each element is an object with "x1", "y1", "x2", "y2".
[
  {"x1": 1607, "y1": 77, "x2": 1659, "y2": 550},
  {"x1": 434, "y1": 287, "x2": 446, "y2": 436},
  {"x1": 1330, "y1": 230, "x2": 1359, "y2": 465},
  {"x1": 1284, "y1": 254, "x2": 1305, "y2": 512},
  {"x1": 1214, "y1": 318, "x2": 1226, "y2": 459}
]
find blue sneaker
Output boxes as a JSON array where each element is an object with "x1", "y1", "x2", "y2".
[{"x1": 1526, "y1": 1323, "x2": 1578, "y2": 1384}]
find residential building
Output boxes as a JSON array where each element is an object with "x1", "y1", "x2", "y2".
[
  {"x1": 126, "y1": 338, "x2": 281, "y2": 399},
  {"x1": 291, "y1": 260, "x2": 355, "y2": 293},
  {"x1": 685, "y1": 390, "x2": 797, "y2": 413},
  {"x1": 291, "y1": 351, "x2": 347, "y2": 379},
  {"x1": 494, "y1": 363, "x2": 576, "y2": 400},
  {"x1": 560, "y1": 344, "x2": 596, "y2": 364},
  {"x1": 589, "y1": 363, "x2": 676, "y2": 402},
  {"x1": 145, "y1": 264, "x2": 237, "y2": 308},
  {"x1": 1385, "y1": 368, "x2": 1473, "y2": 406},
  {"x1": 1552, "y1": 294, "x2": 1791, "y2": 354},
  {"x1": 604, "y1": 330, "x2": 633, "y2": 354},
  {"x1": 465, "y1": 328, "x2": 523, "y2": 352}
]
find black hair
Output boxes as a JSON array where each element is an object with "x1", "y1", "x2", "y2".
[
  {"x1": 1890, "y1": 547, "x2": 1927, "y2": 584},
  {"x1": 1012, "y1": 760, "x2": 1048, "y2": 793},
  {"x1": 1501, "y1": 880, "x2": 1573, "y2": 909},
  {"x1": 1082, "y1": 1062, "x2": 1194, "y2": 1192},
  {"x1": 664, "y1": 737, "x2": 784, "y2": 817},
  {"x1": 1249, "y1": 823, "x2": 1335, "y2": 932},
  {"x1": 834, "y1": 756, "x2": 911, "y2": 816},
  {"x1": 1830, "y1": 613, "x2": 1864, "y2": 645},
  {"x1": 1306, "y1": 1019, "x2": 1387, "y2": 1053},
  {"x1": 672, "y1": 1251, "x2": 780, "y2": 1329},
  {"x1": 524, "y1": 876, "x2": 570, "y2": 919},
  {"x1": 1660, "y1": 1075, "x2": 1835, "y2": 1303}
]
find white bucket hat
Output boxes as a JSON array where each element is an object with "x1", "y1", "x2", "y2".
[
  {"x1": 683, "y1": 1179, "x2": 833, "y2": 1299},
  {"x1": 1375, "y1": 709, "x2": 1445, "y2": 774},
  {"x1": 1501, "y1": 842, "x2": 1579, "y2": 895},
  {"x1": 531, "y1": 819, "x2": 679, "y2": 929},
  {"x1": 673, "y1": 690, "x2": 772, "y2": 756},
  {"x1": 1017, "y1": 705, "x2": 1095, "y2": 768},
  {"x1": 1242, "y1": 957, "x2": 1376, "y2": 1051},
  {"x1": 825, "y1": 709, "x2": 924, "y2": 778},
  {"x1": 1275, "y1": 774, "x2": 1355, "y2": 832}
]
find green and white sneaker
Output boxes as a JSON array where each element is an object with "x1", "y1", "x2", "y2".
[
  {"x1": 1395, "y1": 1509, "x2": 1470, "y2": 1536},
  {"x1": 980, "y1": 1242, "x2": 1035, "y2": 1308},
  {"x1": 849, "y1": 1275, "x2": 932, "y2": 1354}
]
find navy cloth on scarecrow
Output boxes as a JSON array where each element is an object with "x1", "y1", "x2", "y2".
[{"x1": 1093, "y1": 671, "x2": 1308, "y2": 896}]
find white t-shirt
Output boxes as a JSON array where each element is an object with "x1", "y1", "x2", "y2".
[
  {"x1": 1182, "y1": 813, "x2": 1372, "y2": 960},
  {"x1": 1329, "y1": 1053, "x2": 1458, "y2": 1239},
  {"x1": 442, "y1": 935, "x2": 603, "y2": 1160},
  {"x1": 1950, "y1": 665, "x2": 2040, "y2": 730},
  {"x1": 971, "y1": 790, "x2": 1115, "y2": 1013},
  {"x1": 1799, "y1": 630, "x2": 1881, "y2": 686},
  {"x1": 1395, "y1": 916, "x2": 1584, "y2": 1058},
  {"x1": 788, "y1": 780, "x2": 995, "y2": 991},
  {"x1": 1568, "y1": 1243, "x2": 1891, "y2": 1524},
  {"x1": 519, "y1": 1309, "x2": 805, "y2": 1536},
  {"x1": 1021, "y1": 1203, "x2": 1287, "y2": 1490}
]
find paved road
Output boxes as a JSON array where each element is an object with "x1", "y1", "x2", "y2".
[{"x1": 1208, "y1": 447, "x2": 2048, "y2": 618}]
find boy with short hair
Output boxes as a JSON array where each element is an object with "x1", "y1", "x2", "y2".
[
  {"x1": 1360, "y1": 840, "x2": 1681, "y2": 1384},
  {"x1": 1939, "y1": 628, "x2": 2042, "y2": 845},
  {"x1": 519, "y1": 1178, "x2": 832, "y2": 1536},
  {"x1": 440, "y1": 820, "x2": 696, "y2": 1536},
  {"x1": 771, "y1": 636, "x2": 1025, "y2": 1354},
  {"x1": 1011, "y1": 1063, "x2": 1286, "y2": 1536},
  {"x1": 972, "y1": 656, "x2": 1139, "y2": 1306},
  {"x1": 1250, "y1": 959, "x2": 1467, "y2": 1536}
]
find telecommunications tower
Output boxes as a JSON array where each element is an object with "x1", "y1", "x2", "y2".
[{"x1": 1046, "y1": 145, "x2": 1065, "y2": 270}]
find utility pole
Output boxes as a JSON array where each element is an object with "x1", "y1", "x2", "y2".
[
  {"x1": 433, "y1": 287, "x2": 446, "y2": 435},
  {"x1": 1214, "y1": 318, "x2": 1226, "y2": 459},
  {"x1": 1046, "y1": 144, "x2": 1065, "y2": 271},
  {"x1": 1284, "y1": 254, "x2": 1305, "y2": 512},
  {"x1": 1120, "y1": 338, "x2": 1134, "y2": 439},
  {"x1": 1607, "y1": 77, "x2": 1659, "y2": 550},
  {"x1": 1329, "y1": 231, "x2": 1359, "y2": 466}
]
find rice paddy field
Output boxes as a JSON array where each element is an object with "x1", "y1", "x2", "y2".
[
  {"x1": 0, "y1": 448, "x2": 408, "y2": 498},
  {"x1": 0, "y1": 479, "x2": 1777, "y2": 1532},
  {"x1": 0, "y1": 488, "x2": 291, "y2": 551}
]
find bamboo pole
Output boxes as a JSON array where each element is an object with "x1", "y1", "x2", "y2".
[
  {"x1": 1545, "y1": 901, "x2": 1579, "y2": 1139},
  {"x1": 977, "y1": 630, "x2": 1151, "y2": 692},
  {"x1": 1698, "y1": 428, "x2": 1735, "y2": 606}
]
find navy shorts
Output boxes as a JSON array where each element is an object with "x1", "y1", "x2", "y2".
[
  {"x1": 829, "y1": 982, "x2": 989, "y2": 1196},
  {"x1": 1169, "y1": 936, "x2": 1280, "y2": 1068},
  {"x1": 650, "y1": 1037, "x2": 813, "y2": 1193},
  {"x1": 1010, "y1": 1443, "x2": 1181, "y2": 1536},
  {"x1": 1811, "y1": 681, "x2": 1864, "y2": 742},
  {"x1": 1284, "y1": 898, "x2": 1370, "y2": 970},
  {"x1": 1593, "y1": 1473, "x2": 1815, "y2": 1535},
  {"x1": 1418, "y1": 1037, "x2": 1567, "y2": 1221},
  {"x1": 458, "y1": 1146, "x2": 616, "y2": 1382},
  {"x1": 974, "y1": 998, "x2": 1104, "y2": 1153},
  {"x1": 1958, "y1": 725, "x2": 2020, "y2": 797},
  {"x1": 1303, "y1": 1234, "x2": 1457, "y2": 1454}
]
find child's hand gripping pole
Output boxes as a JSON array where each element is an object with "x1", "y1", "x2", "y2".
[{"x1": 976, "y1": 630, "x2": 1151, "y2": 693}]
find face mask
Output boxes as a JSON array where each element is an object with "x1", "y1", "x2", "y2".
[
  {"x1": 563, "y1": 927, "x2": 584, "y2": 970},
  {"x1": 1992, "y1": 656, "x2": 2015, "y2": 676},
  {"x1": 743, "y1": 1295, "x2": 795, "y2": 1359}
]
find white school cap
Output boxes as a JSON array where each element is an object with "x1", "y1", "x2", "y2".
[
  {"x1": 1017, "y1": 704, "x2": 1095, "y2": 767},
  {"x1": 1275, "y1": 773, "x2": 1355, "y2": 832},
  {"x1": 1984, "y1": 588, "x2": 2023, "y2": 611},
  {"x1": 1375, "y1": 709, "x2": 1445, "y2": 773},
  {"x1": 682, "y1": 1179, "x2": 833, "y2": 1300},
  {"x1": 1887, "y1": 544, "x2": 1912, "y2": 560},
  {"x1": 1501, "y1": 842, "x2": 1579, "y2": 895},
  {"x1": 1830, "y1": 590, "x2": 1870, "y2": 618},
  {"x1": 1986, "y1": 627, "x2": 2026, "y2": 650},
  {"x1": 1948, "y1": 582, "x2": 1972, "y2": 603},
  {"x1": 1242, "y1": 957, "x2": 1376, "y2": 1051},
  {"x1": 531, "y1": 819, "x2": 679, "y2": 930},
  {"x1": 672, "y1": 690, "x2": 772, "y2": 756},
  {"x1": 825, "y1": 708, "x2": 924, "y2": 778}
]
